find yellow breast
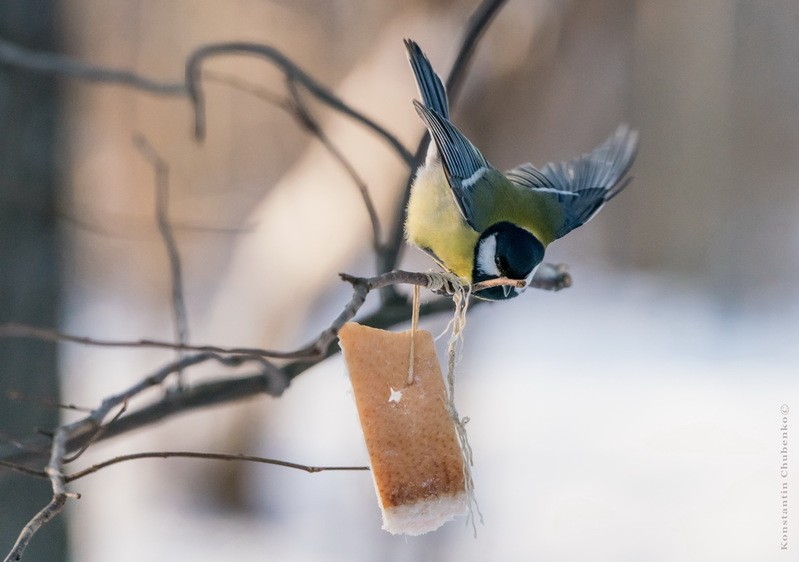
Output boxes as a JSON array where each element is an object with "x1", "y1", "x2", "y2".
[{"x1": 404, "y1": 162, "x2": 479, "y2": 281}]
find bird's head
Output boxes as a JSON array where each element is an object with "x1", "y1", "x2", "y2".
[{"x1": 472, "y1": 222, "x2": 545, "y2": 300}]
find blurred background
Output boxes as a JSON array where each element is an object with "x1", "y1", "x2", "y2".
[{"x1": 1, "y1": 0, "x2": 798, "y2": 560}]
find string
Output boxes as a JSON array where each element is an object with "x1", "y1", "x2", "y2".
[{"x1": 406, "y1": 284, "x2": 420, "y2": 386}]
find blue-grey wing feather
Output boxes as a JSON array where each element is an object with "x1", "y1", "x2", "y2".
[
  {"x1": 506, "y1": 125, "x2": 638, "y2": 239},
  {"x1": 404, "y1": 39, "x2": 449, "y2": 119},
  {"x1": 413, "y1": 101, "x2": 492, "y2": 230}
]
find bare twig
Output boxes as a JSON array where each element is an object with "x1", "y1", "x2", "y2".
[
  {"x1": 134, "y1": 136, "x2": 190, "y2": 385},
  {"x1": 0, "y1": 460, "x2": 47, "y2": 480},
  {"x1": 0, "y1": 431, "x2": 45, "y2": 453},
  {"x1": 0, "y1": 449, "x2": 368, "y2": 482},
  {"x1": 4, "y1": 390, "x2": 92, "y2": 413},
  {"x1": 60, "y1": 353, "x2": 283, "y2": 464},
  {"x1": 471, "y1": 277, "x2": 527, "y2": 291},
  {"x1": 0, "y1": 37, "x2": 185, "y2": 95},
  {"x1": 62, "y1": 401, "x2": 128, "y2": 465},
  {"x1": 444, "y1": 0, "x2": 509, "y2": 102},
  {"x1": 3, "y1": 426, "x2": 73, "y2": 562},
  {"x1": 185, "y1": 42, "x2": 413, "y2": 165},
  {"x1": 286, "y1": 78, "x2": 383, "y2": 256},
  {"x1": 199, "y1": 71, "x2": 384, "y2": 258},
  {"x1": 0, "y1": 323, "x2": 309, "y2": 359},
  {"x1": 203, "y1": 70, "x2": 289, "y2": 109},
  {"x1": 64, "y1": 451, "x2": 368, "y2": 482}
]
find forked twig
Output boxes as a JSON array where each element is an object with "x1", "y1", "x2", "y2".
[{"x1": 185, "y1": 42, "x2": 413, "y2": 165}]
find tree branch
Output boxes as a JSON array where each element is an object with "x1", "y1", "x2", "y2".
[
  {"x1": 134, "y1": 136, "x2": 191, "y2": 386},
  {"x1": 2, "y1": 425, "x2": 73, "y2": 562},
  {"x1": 64, "y1": 451, "x2": 368, "y2": 482},
  {"x1": 285, "y1": 78, "x2": 383, "y2": 257},
  {"x1": 0, "y1": 37, "x2": 185, "y2": 95},
  {"x1": 193, "y1": 71, "x2": 385, "y2": 264},
  {"x1": 184, "y1": 42, "x2": 413, "y2": 164}
]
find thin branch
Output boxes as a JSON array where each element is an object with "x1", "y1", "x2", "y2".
[
  {"x1": 62, "y1": 401, "x2": 128, "y2": 465},
  {"x1": 0, "y1": 323, "x2": 315, "y2": 360},
  {"x1": 444, "y1": 0, "x2": 510, "y2": 102},
  {"x1": 3, "y1": 427, "x2": 72, "y2": 562},
  {"x1": 134, "y1": 135, "x2": 190, "y2": 385},
  {"x1": 471, "y1": 277, "x2": 526, "y2": 291},
  {"x1": 199, "y1": 71, "x2": 385, "y2": 258},
  {"x1": 4, "y1": 390, "x2": 92, "y2": 413},
  {"x1": 203, "y1": 69, "x2": 289, "y2": 109},
  {"x1": 0, "y1": 431, "x2": 46, "y2": 454},
  {"x1": 85, "y1": 353, "x2": 284, "y2": 430},
  {"x1": 0, "y1": 37, "x2": 185, "y2": 95},
  {"x1": 185, "y1": 42, "x2": 414, "y2": 164},
  {"x1": 380, "y1": 0, "x2": 509, "y2": 276},
  {"x1": 0, "y1": 460, "x2": 47, "y2": 480},
  {"x1": 64, "y1": 451, "x2": 368, "y2": 482},
  {"x1": 286, "y1": 78, "x2": 383, "y2": 256}
]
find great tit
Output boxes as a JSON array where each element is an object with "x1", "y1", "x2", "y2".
[{"x1": 403, "y1": 39, "x2": 639, "y2": 300}]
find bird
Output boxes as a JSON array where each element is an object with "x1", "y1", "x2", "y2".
[{"x1": 403, "y1": 39, "x2": 639, "y2": 300}]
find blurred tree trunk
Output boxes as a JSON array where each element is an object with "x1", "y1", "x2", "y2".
[{"x1": 0, "y1": 2, "x2": 68, "y2": 559}]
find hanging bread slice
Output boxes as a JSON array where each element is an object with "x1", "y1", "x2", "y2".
[{"x1": 339, "y1": 322, "x2": 468, "y2": 535}]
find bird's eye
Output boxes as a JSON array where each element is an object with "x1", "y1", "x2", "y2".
[{"x1": 495, "y1": 254, "x2": 508, "y2": 273}]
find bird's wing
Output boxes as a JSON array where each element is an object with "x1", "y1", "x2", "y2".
[
  {"x1": 413, "y1": 100, "x2": 502, "y2": 231},
  {"x1": 505, "y1": 125, "x2": 639, "y2": 239},
  {"x1": 404, "y1": 39, "x2": 449, "y2": 119}
]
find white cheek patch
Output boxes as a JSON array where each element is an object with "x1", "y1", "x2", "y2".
[{"x1": 476, "y1": 234, "x2": 500, "y2": 276}]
